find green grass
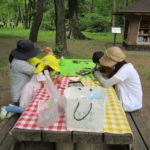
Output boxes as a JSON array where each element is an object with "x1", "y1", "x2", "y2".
[
  {"x1": 0, "y1": 27, "x2": 123, "y2": 59},
  {"x1": 144, "y1": 70, "x2": 150, "y2": 80},
  {"x1": 0, "y1": 27, "x2": 55, "y2": 41},
  {"x1": 0, "y1": 26, "x2": 122, "y2": 43},
  {"x1": 83, "y1": 32, "x2": 123, "y2": 42}
]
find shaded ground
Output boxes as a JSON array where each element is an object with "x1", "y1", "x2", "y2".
[{"x1": 0, "y1": 37, "x2": 150, "y2": 130}]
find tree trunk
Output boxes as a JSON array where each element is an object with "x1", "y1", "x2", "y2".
[
  {"x1": 24, "y1": 0, "x2": 29, "y2": 29},
  {"x1": 89, "y1": 0, "x2": 94, "y2": 13},
  {"x1": 54, "y1": 0, "x2": 67, "y2": 55},
  {"x1": 29, "y1": 0, "x2": 44, "y2": 42},
  {"x1": 123, "y1": 0, "x2": 128, "y2": 40},
  {"x1": 16, "y1": 5, "x2": 21, "y2": 27},
  {"x1": 124, "y1": 0, "x2": 128, "y2": 7},
  {"x1": 19, "y1": 5, "x2": 25, "y2": 28},
  {"x1": 68, "y1": 0, "x2": 86, "y2": 40},
  {"x1": 112, "y1": 0, "x2": 116, "y2": 27}
]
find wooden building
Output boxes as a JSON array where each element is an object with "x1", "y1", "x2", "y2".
[{"x1": 115, "y1": 0, "x2": 150, "y2": 50}]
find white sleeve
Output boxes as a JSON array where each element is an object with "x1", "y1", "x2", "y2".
[
  {"x1": 113, "y1": 64, "x2": 129, "y2": 81},
  {"x1": 94, "y1": 71, "x2": 121, "y2": 88}
]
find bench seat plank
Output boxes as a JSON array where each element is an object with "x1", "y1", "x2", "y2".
[
  {"x1": 130, "y1": 111, "x2": 150, "y2": 150},
  {"x1": 0, "y1": 114, "x2": 20, "y2": 145},
  {"x1": 126, "y1": 113, "x2": 147, "y2": 150}
]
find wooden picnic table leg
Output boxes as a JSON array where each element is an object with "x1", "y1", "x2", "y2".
[
  {"x1": 75, "y1": 143, "x2": 104, "y2": 150},
  {"x1": 75, "y1": 143, "x2": 94, "y2": 150},
  {"x1": 56, "y1": 142, "x2": 74, "y2": 150},
  {"x1": 18, "y1": 142, "x2": 55, "y2": 150}
]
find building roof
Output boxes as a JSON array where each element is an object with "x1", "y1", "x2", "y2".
[{"x1": 114, "y1": 0, "x2": 150, "y2": 15}]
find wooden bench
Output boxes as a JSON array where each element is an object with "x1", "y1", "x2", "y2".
[
  {"x1": 0, "y1": 114, "x2": 20, "y2": 150},
  {"x1": 126, "y1": 111, "x2": 150, "y2": 150},
  {"x1": 0, "y1": 111, "x2": 150, "y2": 150}
]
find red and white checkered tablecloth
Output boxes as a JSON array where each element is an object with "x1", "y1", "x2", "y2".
[
  {"x1": 13, "y1": 76, "x2": 70, "y2": 132},
  {"x1": 13, "y1": 76, "x2": 132, "y2": 134}
]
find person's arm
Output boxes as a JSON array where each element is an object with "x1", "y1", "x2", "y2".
[
  {"x1": 94, "y1": 71, "x2": 121, "y2": 88},
  {"x1": 36, "y1": 72, "x2": 46, "y2": 87},
  {"x1": 41, "y1": 47, "x2": 53, "y2": 55},
  {"x1": 14, "y1": 60, "x2": 35, "y2": 76}
]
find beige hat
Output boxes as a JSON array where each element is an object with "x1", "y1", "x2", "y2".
[{"x1": 99, "y1": 47, "x2": 126, "y2": 67}]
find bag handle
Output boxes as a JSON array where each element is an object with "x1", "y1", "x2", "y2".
[{"x1": 73, "y1": 102, "x2": 92, "y2": 121}]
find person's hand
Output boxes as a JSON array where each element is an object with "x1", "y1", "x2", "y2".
[
  {"x1": 102, "y1": 72, "x2": 110, "y2": 78},
  {"x1": 51, "y1": 76, "x2": 62, "y2": 84},
  {"x1": 41, "y1": 47, "x2": 53, "y2": 55},
  {"x1": 40, "y1": 81, "x2": 46, "y2": 87},
  {"x1": 94, "y1": 71, "x2": 102, "y2": 78}
]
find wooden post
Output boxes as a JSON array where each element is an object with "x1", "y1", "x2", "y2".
[
  {"x1": 75, "y1": 143, "x2": 94, "y2": 150},
  {"x1": 56, "y1": 142, "x2": 74, "y2": 150},
  {"x1": 75, "y1": 143, "x2": 106, "y2": 150},
  {"x1": 127, "y1": 16, "x2": 140, "y2": 44},
  {"x1": 113, "y1": 33, "x2": 117, "y2": 46}
]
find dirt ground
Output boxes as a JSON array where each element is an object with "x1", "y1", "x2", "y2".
[{"x1": 0, "y1": 37, "x2": 150, "y2": 130}]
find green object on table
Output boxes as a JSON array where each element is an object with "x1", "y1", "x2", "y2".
[
  {"x1": 59, "y1": 59, "x2": 95, "y2": 77},
  {"x1": 59, "y1": 56, "x2": 65, "y2": 66}
]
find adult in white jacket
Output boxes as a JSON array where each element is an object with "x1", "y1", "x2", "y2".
[{"x1": 94, "y1": 47, "x2": 143, "y2": 112}]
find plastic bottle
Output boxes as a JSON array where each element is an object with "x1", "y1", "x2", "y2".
[{"x1": 59, "y1": 56, "x2": 65, "y2": 66}]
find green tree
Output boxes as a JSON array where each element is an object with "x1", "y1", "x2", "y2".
[
  {"x1": 29, "y1": 0, "x2": 44, "y2": 42},
  {"x1": 67, "y1": 0, "x2": 86, "y2": 39},
  {"x1": 54, "y1": 0, "x2": 67, "y2": 55}
]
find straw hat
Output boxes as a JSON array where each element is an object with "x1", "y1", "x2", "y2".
[{"x1": 99, "y1": 47, "x2": 126, "y2": 67}]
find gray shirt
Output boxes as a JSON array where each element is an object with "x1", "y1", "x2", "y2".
[{"x1": 10, "y1": 58, "x2": 35, "y2": 103}]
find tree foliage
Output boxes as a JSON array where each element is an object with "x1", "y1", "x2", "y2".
[{"x1": 0, "y1": 0, "x2": 139, "y2": 32}]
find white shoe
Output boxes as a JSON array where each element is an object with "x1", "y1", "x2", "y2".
[
  {"x1": 9, "y1": 104, "x2": 15, "y2": 106},
  {"x1": 0, "y1": 107, "x2": 7, "y2": 120},
  {"x1": 6, "y1": 112, "x2": 15, "y2": 118}
]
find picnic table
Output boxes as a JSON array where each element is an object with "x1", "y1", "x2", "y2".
[
  {"x1": 10, "y1": 59, "x2": 133, "y2": 150},
  {"x1": 11, "y1": 76, "x2": 133, "y2": 149},
  {"x1": 3, "y1": 59, "x2": 149, "y2": 150}
]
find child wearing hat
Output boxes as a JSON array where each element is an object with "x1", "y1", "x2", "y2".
[
  {"x1": 0, "y1": 55, "x2": 61, "y2": 118},
  {"x1": 9, "y1": 39, "x2": 41, "y2": 106},
  {"x1": 94, "y1": 47, "x2": 143, "y2": 112},
  {"x1": 92, "y1": 51, "x2": 114, "y2": 78},
  {"x1": 19, "y1": 54, "x2": 61, "y2": 108},
  {"x1": 0, "y1": 40, "x2": 55, "y2": 118},
  {"x1": 9, "y1": 40, "x2": 54, "y2": 106}
]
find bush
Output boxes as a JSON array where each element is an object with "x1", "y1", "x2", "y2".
[{"x1": 79, "y1": 13, "x2": 111, "y2": 32}]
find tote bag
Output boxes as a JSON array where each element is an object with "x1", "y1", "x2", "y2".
[{"x1": 64, "y1": 87, "x2": 107, "y2": 132}]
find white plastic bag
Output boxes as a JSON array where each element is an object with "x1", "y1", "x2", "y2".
[
  {"x1": 64, "y1": 87, "x2": 107, "y2": 132},
  {"x1": 37, "y1": 70, "x2": 64, "y2": 127}
]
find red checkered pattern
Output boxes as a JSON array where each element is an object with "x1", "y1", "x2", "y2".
[
  {"x1": 13, "y1": 76, "x2": 70, "y2": 131},
  {"x1": 13, "y1": 76, "x2": 132, "y2": 134}
]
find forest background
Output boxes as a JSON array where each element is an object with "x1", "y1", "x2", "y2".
[
  {"x1": 0, "y1": 0, "x2": 139, "y2": 54},
  {"x1": 0, "y1": 0, "x2": 150, "y2": 130}
]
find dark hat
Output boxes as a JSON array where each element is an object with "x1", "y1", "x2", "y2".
[
  {"x1": 11, "y1": 39, "x2": 40, "y2": 59},
  {"x1": 92, "y1": 51, "x2": 104, "y2": 63}
]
